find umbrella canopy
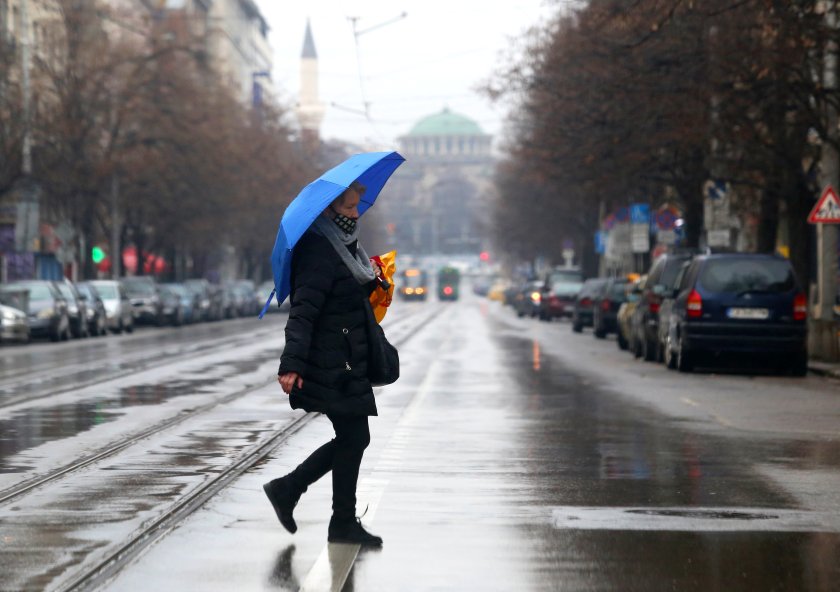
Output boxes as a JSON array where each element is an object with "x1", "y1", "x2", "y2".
[{"x1": 259, "y1": 151, "x2": 405, "y2": 318}]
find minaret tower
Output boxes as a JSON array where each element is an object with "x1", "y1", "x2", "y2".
[{"x1": 297, "y1": 20, "x2": 325, "y2": 143}]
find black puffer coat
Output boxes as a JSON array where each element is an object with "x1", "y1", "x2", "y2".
[{"x1": 278, "y1": 230, "x2": 377, "y2": 417}]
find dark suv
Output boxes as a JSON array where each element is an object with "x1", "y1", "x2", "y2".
[
  {"x1": 632, "y1": 252, "x2": 694, "y2": 361},
  {"x1": 662, "y1": 254, "x2": 807, "y2": 375}
]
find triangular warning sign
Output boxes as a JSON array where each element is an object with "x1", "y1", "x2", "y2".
[{"x1": 808, "y1": 186, "x2": 840, "y2": 224}]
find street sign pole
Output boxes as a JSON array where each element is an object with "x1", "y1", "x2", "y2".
[{"x1": 813, "y1": 2, "x2": 840, "y2": 361}]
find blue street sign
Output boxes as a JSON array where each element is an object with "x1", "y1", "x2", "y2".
[
  {"x1": 594, "y1": 231, "x2": 606, "y2": 254},
  {"x1": 630, "y1": 203, "x2": 650, "y2": 225}
]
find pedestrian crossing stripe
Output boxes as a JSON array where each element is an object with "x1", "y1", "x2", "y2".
[{"x1": 808, "y1": 185, "x2": 840, "y2": 224}]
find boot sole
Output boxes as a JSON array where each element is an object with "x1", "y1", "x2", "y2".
[
  {"x1": 328, "y1": 536, "x2": 383, "y2": 547},
  {"x1": 263, "y1": 482, "x2": 297, "y2": 534}
]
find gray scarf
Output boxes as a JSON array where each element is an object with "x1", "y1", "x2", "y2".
[{"x1": 313, "y1": 216, "x2": 376, "y2": 285}]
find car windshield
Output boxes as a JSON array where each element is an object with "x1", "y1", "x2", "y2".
[
  {"x1": 8, "y1": 283, "x2": 52, "y2": 301},
  {"x1": 661, "y1": 258, "x2": 691, "y2": 288},
  {"x1": 611, "y1": 282, "x2": 628, "y2": 298},
  {"x1": 93, "y1": 284, "x2": 118, "y2": 298},
  {"x1": 57, "y1": 284, "x2": 75, "y2": 300},
  {"x1": 403, "y1": 270, "x2": 426, "y2": 288},
  {"x1": 123, "y1": 281, "x2": 154, "y2": 296},
  {"x1": 699, "y1": 258, "x2": 796, "y2": 294}
]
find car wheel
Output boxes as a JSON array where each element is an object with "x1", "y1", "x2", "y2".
[
  {"x1": 594, "y1": 326, "x2": 606, "y2": 339},
  {"x1": 572, "y1": 320, "x2": 583, "y2": 333},
  {"x1": 664, "y1": 334, "x2": 677, "y2": 370},
  {"x1": 676, "y1": 334, "x2": 694, "y2": 373},
  {"x1": 632, "y1": 330, "x2": 643, "y2": 358},
  {"x1": 617, "y1": 332, "x2": 628, "y2": 350},
  {"x1": 517, "y1": 310, "x2": 525, "y2": 318},
  {"x1": 642, "y1": 336, "x2": 657, "y2": 362},
  {"x1": 788, "y1": 352, "x2": 808, "y2": 377},
  {"x1": 125, "y1": 319, "x2": 134, "y2": 334},
  {"x1": 50, "y1": 327, "x2": 62, "y2": 342}
]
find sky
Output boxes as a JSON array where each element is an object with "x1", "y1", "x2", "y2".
[{"x1": 254, "y1": 0, "x2": 554, "y2": 150}]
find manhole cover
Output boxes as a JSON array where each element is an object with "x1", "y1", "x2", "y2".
[{"x1": 626, "y1": 509, "x2": 779, "y2": 521}]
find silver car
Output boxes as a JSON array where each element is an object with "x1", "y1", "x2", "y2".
[
  {"x1": 89, "y1": 280, "x2": 134, "y2": 334},
  {"x1": 0, "y1": 302, "x2": 29, "y2": 343}
]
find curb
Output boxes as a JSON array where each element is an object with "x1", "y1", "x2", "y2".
[{"x1": 808, "y1": 362, "x2": 840, "y2": 379}]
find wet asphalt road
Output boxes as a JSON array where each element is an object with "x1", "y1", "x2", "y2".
[{"x1": 0, "y1": 296, "x2": 839, "y2": 591}]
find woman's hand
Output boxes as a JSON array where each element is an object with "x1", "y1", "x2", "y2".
[
  {"x1": 278, "y1": 372, "x2": 303, "y2": 394},
  {"x1": 370, "y1": 260, "x2": 382, "y2": 277}
]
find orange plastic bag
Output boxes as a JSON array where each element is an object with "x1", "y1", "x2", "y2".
[{"x1": 369, "y1": 251, "x2": 396, "y2": 323}]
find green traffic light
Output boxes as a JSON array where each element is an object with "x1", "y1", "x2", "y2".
[{"x1": 91, "y1": 246, "x2": 106, "y2": 264}]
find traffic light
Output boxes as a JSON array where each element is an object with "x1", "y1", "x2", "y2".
[{"x1": 91, "y1": 246, "x2": 106, "y2": 264}]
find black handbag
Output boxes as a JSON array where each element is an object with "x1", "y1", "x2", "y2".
[{"x1": 364, "y1": 300, "x2": 400, "y2": 386}]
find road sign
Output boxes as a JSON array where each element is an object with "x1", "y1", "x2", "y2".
[
  {"x1": 630, "y1": 204, "x2": 650, "y2": 225},
  {"x1": 808, "y1": 186, "x2": 840, "y2": 224}
]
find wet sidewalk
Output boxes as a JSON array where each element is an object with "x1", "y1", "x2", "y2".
[{"x1": 100, "y1": 300, "x2": 840, "y2": 591}]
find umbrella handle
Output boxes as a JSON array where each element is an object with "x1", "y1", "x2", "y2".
[{"x1": 376, "y1": 277, "x2": 391, "y2": 291}]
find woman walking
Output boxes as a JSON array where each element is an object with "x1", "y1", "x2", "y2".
[{"x1": 263, "y1": 181, "x2": 383, "y2": 546}]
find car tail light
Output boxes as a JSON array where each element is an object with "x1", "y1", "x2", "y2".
[
  {"x1": 443, "y1": 286, "x2": 453, "y2": 296},
  {"x1": 793, "y1": 293, "x2": 807, "y2": 321},
  {"x1": 581, "y1": 297, "x2": 591, "y2": 307},
  {"x1": 647, "y1": 292, "x2": 661, "y2": 314},
  {"x1": 687, "y1": 289, "x2": 702, "y2": 318},
  {"x1": 601, "y1": 299, "x2": 610, "y2": 311},
  {"x1": 530, "y1": 291, "x2": 541, "y2": 303}
]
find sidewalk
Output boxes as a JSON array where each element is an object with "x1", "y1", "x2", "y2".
[{"x1": 808, "y1": 359, "x2": 840, "y2": 379}]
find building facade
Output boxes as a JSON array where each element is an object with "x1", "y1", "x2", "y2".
[{"x1": 384, "y1": 108, "x2": 495, "y2": 256}]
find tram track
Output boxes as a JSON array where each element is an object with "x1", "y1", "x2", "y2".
[
  {"x1": 0, "y1": 304, "x2": 440, "y2": 508},
  {"x1": 0, "y1": 323, "x2": 280, "y2": 410},
  {"x1": 51, "y1": 303, "x2": 444, "y2": 592}
]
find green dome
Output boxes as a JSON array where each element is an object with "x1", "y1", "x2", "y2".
[{"x1": 407, "y1": 108, "x2": 484, "y2": 137}]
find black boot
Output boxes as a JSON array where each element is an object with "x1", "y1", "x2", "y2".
[
  {"x1": 328, "y1": 516, "x2": 383, "y2": 546},
  {"x1": 263, "y1": 477, "x2": 300, "y2": 534}
]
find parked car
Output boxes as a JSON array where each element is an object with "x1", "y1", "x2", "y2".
[
  {"x1": 632, "y1": 252, "x2": 695, "y2": 361},
  {"x1": 54, "y1": 280, "x2": 90, "y2": 338},
  {"x1": 0, "y1": 289, "x2": 30, "y2": 343},
  {"x1": 233, "y1": 279, "x2": 261, "y2": 315},
  {"x1": 572, "y1": 278, "x2": 608, "y2": 333},
  {"x1": 163, "y1": 283, "x2": 199, "y2": 324},
  {"x1": 2, "y1": 280, "x2": 70, "y2": 341},
  {"x1": 121, "y1": 276, "x2": 163, "y2": 325},
  {"x1": 89, "y1": 280, "x2": 134, "y2": 334},
  {"x1": 513, "y1": 280, "x2": 544, "y2": 318},
  {"x1": 592, "y1": 277, "x2": 629, "y2": 339},
  {"x1": 539, "y1": 268, "x2": 584, "y2": 321},
  {"x1": 437, "y1": 267, "x2": 461, "y2": 301},
  {"x1": 662, "y1": 253, "x2": 808, "y2": 375},
  {"x1": 184, "y1": 279, "x2": 212, "y2": 321},
  {"x1": 76, "y1": 282, "x2": 108, "y2": 337},
  {"x1": 157, "y1": 284, "x2": 185, "y2": 326},
  {"x1": 617, "y1": 276, "x2": 645, "y2": 351}
]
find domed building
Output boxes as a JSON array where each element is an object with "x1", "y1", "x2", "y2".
[{"x1": 382, "y1": 108, "x2": 495, "y2": 256}]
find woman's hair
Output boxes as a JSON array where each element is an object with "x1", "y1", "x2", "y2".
[
  {"x1": 333, "y1": 181, "x2": 367, "y2": 207},
  {"x1": 348, "y1": 181, "x2": 367, "y2": 196}
]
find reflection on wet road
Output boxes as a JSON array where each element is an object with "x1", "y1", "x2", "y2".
[{"x1": 1, "y1": 298, "x2": 839, "y2": 590}]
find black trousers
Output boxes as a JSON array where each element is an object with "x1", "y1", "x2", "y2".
[{"x1": 285, "y1": 413, "x2": 370, "y2": 520}]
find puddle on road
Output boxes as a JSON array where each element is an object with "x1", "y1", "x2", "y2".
[
  {"x1": 491, "y1": 322, "x2": 840, "y2": 591},
  {"x1": 0, "y1": 351, "x2": 277, "y2": 472}
]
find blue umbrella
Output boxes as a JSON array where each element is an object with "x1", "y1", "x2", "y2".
[{"x1": 259, "y1": 151, "x2": 405, "y2": 318}]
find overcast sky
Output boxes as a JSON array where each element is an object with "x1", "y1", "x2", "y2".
[{"x1": 254, "y1": 0, "x2": 552, "y2": 150}]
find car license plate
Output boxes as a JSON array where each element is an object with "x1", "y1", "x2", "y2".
[{"x1": 727, "y1": 307, "x2": 769, "y2": 320}]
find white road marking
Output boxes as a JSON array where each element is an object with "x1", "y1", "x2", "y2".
[
  {"x1": 551, "y1": 506, "x2": 840, "y2": 532},
  {"x1": 299, "y1": 321, "x2": 451, "y2": 590},
  {"x1": 299, "y1": 479, "x2": 387, "y2": 592}
]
